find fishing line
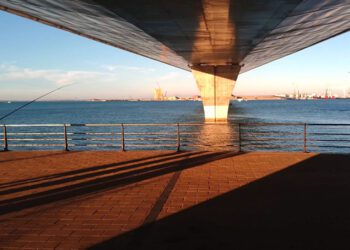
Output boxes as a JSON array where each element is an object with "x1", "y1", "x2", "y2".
[{"x1": 0, "y1": 83, "x2": 77, "y2": 122}]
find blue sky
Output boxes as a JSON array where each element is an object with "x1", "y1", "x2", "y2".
[{"x1": 0, "y1": 10, "x2": 349, "y2": 101}]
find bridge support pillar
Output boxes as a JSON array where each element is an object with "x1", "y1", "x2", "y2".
[{"x1": 191, "y1": 65, "x2": 240, "y2": 122}]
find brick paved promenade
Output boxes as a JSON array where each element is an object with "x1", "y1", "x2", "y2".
[{"x1": 0, "y1": 151, "x2": 350, "y2": 249}]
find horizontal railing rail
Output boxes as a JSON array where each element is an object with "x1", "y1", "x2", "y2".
[{"x1": 1, "y1": 123, "x2": 350, "y2": 153}]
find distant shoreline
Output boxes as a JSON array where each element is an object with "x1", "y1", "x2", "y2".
[{"x1": 1, "y1": 97, "x2": 350, "y2": 102}]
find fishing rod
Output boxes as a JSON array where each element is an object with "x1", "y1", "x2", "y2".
[{"x1": 0, "y1": 83, "x2": 76, "y2": 122}]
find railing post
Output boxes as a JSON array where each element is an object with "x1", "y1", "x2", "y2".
[
  {"x1": 121, "y1": 123, "x2": 125, "y2": 151},
  {"x1": 238, "y1": 123, "x2": 242, "y2": 152},
  {"x1": 3, "y1": 125, "x2": 8, "y2": 151},
  {"x1": 64, "y1": 124, "x2": 69, "y2": 151},
  {"x1": 177, "y1": 123, "x2": 180, "y2": 152},
  {"x1": 303, "y1": 123, "x2": 307, "y2": 153}
]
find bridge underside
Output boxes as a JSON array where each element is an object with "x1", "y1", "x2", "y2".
[{"x1": 0, "y1": 0, "x2": 349, "y2": 121}]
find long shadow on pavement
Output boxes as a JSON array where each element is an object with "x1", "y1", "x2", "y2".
[
  {"x1": 0, "y1": 151, "x2": 202, "y2": 195},
  {"x1": 0, "y1": 151, "x2": 180, "y2": 189},
  {"x1": 0, "y1": 151, "x2": 239, "y2": 216}
]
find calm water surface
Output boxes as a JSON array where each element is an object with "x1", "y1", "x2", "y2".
[
  {"x1": 1, "y1": 100, "x2": 350, "y2": 152},
  {"x1": 1, "y1": 99, "x2": 350, "y2": 124}
]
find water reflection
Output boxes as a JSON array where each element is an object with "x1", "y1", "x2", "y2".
[{"x1": 186, "y1": 123, "x2": 239, "y2": 151}]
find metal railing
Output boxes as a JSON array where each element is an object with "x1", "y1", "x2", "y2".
[
  {"x1": 239, "y1": 123, "x2": 350, "y2": 153},
  {"x1": 1, "y1": 123, "x2": 350, "y2": 153}
]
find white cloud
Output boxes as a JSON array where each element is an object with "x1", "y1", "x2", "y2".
[
  {"x1": 0, "y1": 63, "x2": 197, "y2": 100},
  {"x1": 0, "y1": 63, "x2": 120, "y2": 86}
]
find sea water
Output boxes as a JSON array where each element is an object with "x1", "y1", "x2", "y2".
[{"x1": 1, "y1": 100, "x2": 350, "y2": 152}]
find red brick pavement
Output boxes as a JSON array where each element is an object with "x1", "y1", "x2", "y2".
[{"x1": 0, "y1": 151, "x2": 349, "y2": 249}]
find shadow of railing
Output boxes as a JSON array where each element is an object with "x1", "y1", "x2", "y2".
[
  {"x1": 90, "y1": 153, "x2": 350, "y2": 250},
  {"x1": 0, "y1": 151, "x2": 240, "y2": 216},
  {"x1": 0, "y1": 151, "x2": 186, "y2": 190}
]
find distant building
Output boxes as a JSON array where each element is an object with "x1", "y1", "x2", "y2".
[{"x1": 154, "y1": 87, "x2": 164, "y2": 101}]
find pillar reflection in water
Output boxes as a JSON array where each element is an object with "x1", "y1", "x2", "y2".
[{"x1": 194, "y1": 123, "x2": 239, "y2": 151}]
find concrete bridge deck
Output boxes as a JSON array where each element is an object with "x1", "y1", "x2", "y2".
[{"x1": 0, "y1": 151, "x2": 350, "y2": 249}]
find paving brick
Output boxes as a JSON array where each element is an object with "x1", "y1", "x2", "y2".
[{"x1": 1, "y1": 151, "x2": 344, "y2": 249}]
